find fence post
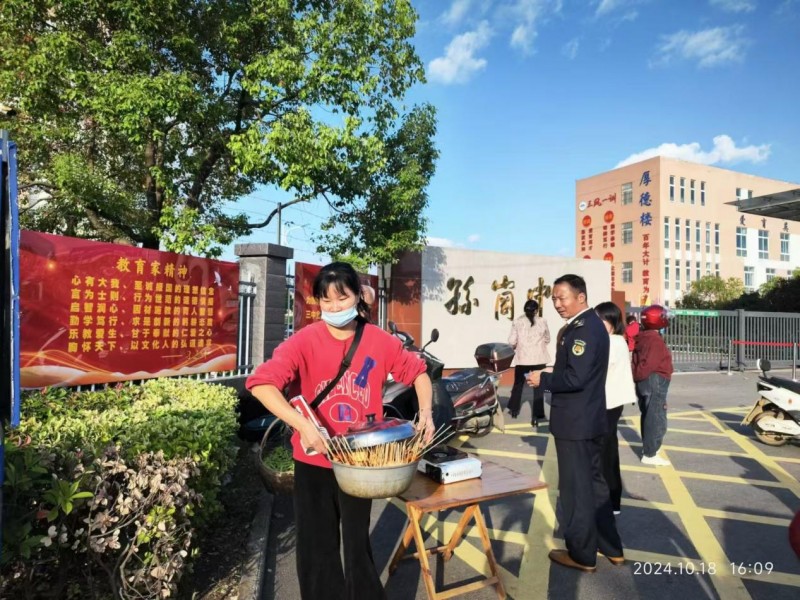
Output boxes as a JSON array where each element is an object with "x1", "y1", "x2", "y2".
[
  {"x1": 736, "y1": 309, "x2": 746, "y2": 371},
  {"x1": 727, "y1": 340, "x2": 732, "y2": 376},
  {"x1": 793, "y1": 343, "x2": 798, "y2": 382}
]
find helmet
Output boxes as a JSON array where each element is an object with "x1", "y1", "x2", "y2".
[{"x1": 640, "y1": 305, "x2": 669, "y2": 330}]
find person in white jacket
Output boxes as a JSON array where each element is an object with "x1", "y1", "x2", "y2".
[
  {"x1": 507, "y1": 300, "x2": 551, "y2": 427},
  {"x1": 594, "y1": 301, "x2": 637, "y2": 515}
]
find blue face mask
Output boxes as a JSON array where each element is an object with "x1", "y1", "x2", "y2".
[{"x1": 321, "y1": 305, "x2": 359, "y2": 328}]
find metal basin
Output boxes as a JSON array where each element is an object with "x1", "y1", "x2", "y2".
[{"x1": 330, "y1": 460, "x2": 419, "y2": 499}]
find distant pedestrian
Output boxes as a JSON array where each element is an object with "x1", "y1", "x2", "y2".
[
  {"x1": 507, "y1": 300, "x2": 551, "y2": 427},
  {"x1": 528, "y1": 275, "x2": 624, "y2": 572},
  {"x1": 624, "y1": 315, "x2": 640, "y2": 353},
  {"x1": 595, "y1": 302, "x2": 637, "y2": 515},
  {"x1": 632, "y1": 305, "x2": 674, "y2": 467}
]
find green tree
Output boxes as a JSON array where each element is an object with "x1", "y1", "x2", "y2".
[
  {"x1": 1, "y1": 0, "x2": 428, "y2": 256},
  {"x1": 678, "y1": 275, "x2": 745, "y2": 309},
  {"x1": 319, "y1": 102, "x2": 438, "y2": 267}
]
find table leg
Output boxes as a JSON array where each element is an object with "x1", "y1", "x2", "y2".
[
  {"x1": 442, "y1": 505, "x2": 477, "y2": 561},
  {"x1": 389, "y1": 512, "x2": 416, "y2": 575},
  {"x1": 473, "y1": 505, "x2": 506, "y2": 599},
  {"x1": 409, "y1": 505, "x2": 438, "y2": 600}
]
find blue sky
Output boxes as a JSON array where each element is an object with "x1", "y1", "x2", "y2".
[{"x1": 223, "y1": 0, "x2": 800, "y2": 266}]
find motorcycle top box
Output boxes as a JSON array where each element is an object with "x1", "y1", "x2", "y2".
[{"x1": 474, "y1": 343, "x2": 515, "y2": 372}]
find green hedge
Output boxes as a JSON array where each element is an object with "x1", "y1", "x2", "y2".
[{"x1": 2, "y1": 378, "x2": 238, "y2": 599}]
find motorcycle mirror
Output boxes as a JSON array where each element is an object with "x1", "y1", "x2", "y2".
[
  {"x1": 389, "y1": 321, "x2": 397, "y2": 334},
  {"x1": 430, "y1": 329, "x2": 439, "y2": 343}
]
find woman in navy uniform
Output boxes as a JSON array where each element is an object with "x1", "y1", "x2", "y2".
[{"x1": 528, "y1": 274, "x2": 624, "y2": 572}]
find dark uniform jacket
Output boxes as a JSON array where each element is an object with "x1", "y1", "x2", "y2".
[{"x1": 540, "y1": 308, "x2": 610, "y2": 441}]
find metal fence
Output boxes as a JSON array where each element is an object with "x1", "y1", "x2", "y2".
[
  {"x1": 237, "y1": 279, "x2": 256, "y2": 373},
  {"x1": 631, "y1": 307, "x2": 800, "y2": 371}
]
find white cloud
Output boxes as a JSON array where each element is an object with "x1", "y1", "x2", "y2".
[
  {"x1": 508, "y1": 0, "x2": 562, "y2": 55},
  {"x1": 710, "y1": 0, "x2": 756, "y2": 13},
  {"x1": 441, "y1": 0, "x2": 472, "y2": 26},
  {"x1": 467, "y1": 234, "x2": 481, "y2": 243},
  {"x1": 427, "y1": 236, "x2": 463, "y2": 248},
  {"x1": 596, "y1": 0, "x2": 624, "y2": 15},
  {"x1": 615, "y1": 135, "x2": 771, "y2": 168},
  {"x1": 428, "y1": 21, "x2": 493, "y2": 85},
  {"x1": 652, "y1": 25, "x2": 749, "y2": 68},
  {"x1": 562, "y1": 37, "x2": 579, "y2": 59}
]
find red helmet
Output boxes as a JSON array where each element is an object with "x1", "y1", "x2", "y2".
[{"x1": 640, "y1": 305, "x2": 669, "y2": 330}]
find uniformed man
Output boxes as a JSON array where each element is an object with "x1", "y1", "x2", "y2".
[{"x1": 528, "y1": 274, "x2": 624, "y2": 572}]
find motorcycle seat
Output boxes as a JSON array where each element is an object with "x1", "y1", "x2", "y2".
[
  {"x1": 766, "y1": 376, "x2": 800, "y2": 396},
  {"x1": 442, "y1": 368, "x2": 489, "y2": 395}
]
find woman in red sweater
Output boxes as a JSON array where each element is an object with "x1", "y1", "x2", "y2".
[{"x1": 247, "y1": 262, "x2": 434, "y2": 600}]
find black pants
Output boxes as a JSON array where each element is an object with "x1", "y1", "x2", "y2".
[
  {"x1": 508, "y1": 364, "x2": 546, "y2": 421},
  {"x1": 293, "y1": 461, "x2": 386, "y2": 600},
  {"x1": 555, "y1": 436, "x2": 624, "y2": 566},
  {"x1": 601, "y1": 406, "x2": 624, "y2": 512}
]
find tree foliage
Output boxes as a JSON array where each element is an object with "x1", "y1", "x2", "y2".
[
  {"x1": 320, "y1": 102, "x2": 438, "y2": 266},
  {"x1": 677, "y1": 275, "x2": 745, "y2": 309},
  {"x1": 0, "y1": 0, "x2": 431, "y2": 257}
]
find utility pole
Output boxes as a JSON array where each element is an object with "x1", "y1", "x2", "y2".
[{"x1": 276, "y1": 202, "x2": 282, "y2": 245}]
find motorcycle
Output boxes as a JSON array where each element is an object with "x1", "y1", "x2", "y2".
[
  {"x1": 382, "y1": 322, "x2": 512, "y2": 437},
  {"x1": 741, "y1": 358, "x2": 800, "y2": 446}
]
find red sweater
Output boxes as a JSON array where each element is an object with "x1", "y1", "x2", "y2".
[
  {"x1": 246, "y1": 321, "x2": 426, "y2": 468},
  {"x1": 631, "y1": 330, "x2": 674, "y2": 382}
]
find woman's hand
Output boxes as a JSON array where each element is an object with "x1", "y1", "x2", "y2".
[
  {"x1": 298, "y1": 420, "x2": 328, "y2": 455},
  {"x1": 416, "y1": 409, "x2": 436, "y2": 444}
]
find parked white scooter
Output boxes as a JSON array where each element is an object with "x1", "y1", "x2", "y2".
[{"x1": 741, "y1": 358, "x2": 800, "y2": 446}]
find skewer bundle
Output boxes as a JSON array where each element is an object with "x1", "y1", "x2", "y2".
[{"x1": 328, "y1": 422, "x2": 452, "y2": 467}]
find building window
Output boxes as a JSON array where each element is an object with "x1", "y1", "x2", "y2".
[
  {"x1": 685, "y1": 221, "x2": 691, "y2": 251},
  {"x1": 622, "y1": 222, "x2": 633, "y2": 244},
  {"x1": 675, "y1": 218, "x2": 681, "y2": 250},
  {"x1": 705, "y1": 222, "x2": 711, "y2": 253},
  {"x1": 737, "y1": 187, "x2": 753, "y2": 201},
  {"x1": 780, "y1": 232, "x2": 790, "y2": 261},
  {"x1": 706, "y1": 262, "x2": 711, "y2": 275},
  {"x1": 665, "y1": 258, "x2": 670, "y2": 287},
  {"x1": 758, "y1": 230, "x2": 769, "y2": 259},
  {"x1": 675, "y1": 264, "x2": 681, "y2": 289},
  {"x1": 622, "y1": 182, "x2": 633, "y2": 205},
  {"x1": 696, "y1": 261, "x2": 701, "y2": 281},
  {"x1": 701, "y1": 181, "x2": 706, "y2": 206},
  {"x1": 714, "y1": 223, "x2": 720, "y2": 255},
  {"x1": 664, "y1": 217, "x2": 670, "y2": 249},
  {"x1": 685, "y1": 260, "x2": 691, "y2": 289},
  {"x1": 736, "y1": 226, "x2": 747, "y2": 257},
  {"x1": 766, "y1": 267, "x2": 776, "y2": 282},
  {"x1": 690, "y1": 179, "x2": 695, "y2": 204},
  {"x1": 622, "y1": 262, "x2": 633, "y2": 283},
  {"x1": 744, "y1": 266, "x2": 754, "y2": 291},
  {"x1": 715, "y1": 263, "x2": 720, "y2": 277},
  {"x1": 680, "y1": 177, "x2": 685, "y2": 202},
  {"x1": 670, "y1": 176, "x2": 675, "y2": 202},
  {"x1": 695, "y1": 221, "x2": 701, "y2": 252}
]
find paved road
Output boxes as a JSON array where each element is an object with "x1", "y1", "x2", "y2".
[{"x1": 262, "y1": 370, "x2": 800, "y2": 599}]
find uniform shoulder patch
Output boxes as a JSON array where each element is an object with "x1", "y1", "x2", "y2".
[{"x1": 572, "y1": 339, "x2": 586, "y2": 356}]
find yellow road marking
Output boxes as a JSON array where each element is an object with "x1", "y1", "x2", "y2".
[
  {"x1": 618, "y1": 423, "x2": 729, "y2": 437},
  {"x1": 658, "y1": 462, "x2": 752, "y2": 599},
  {"x1": 467, "y1": 447, "x2": 540, "y2": 461}
]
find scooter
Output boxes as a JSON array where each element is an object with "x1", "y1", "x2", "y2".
[
  {"x1": 741, "y1": 358, "x2": 800, "y2": 446},
  {"x1": 382, "y1": 322, "x2": 510, "y2": 437}
]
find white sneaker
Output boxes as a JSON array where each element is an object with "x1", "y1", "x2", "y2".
[
  {"x1": 613, "y1": 510, "x2": 621, "y2": 516},
  {"x1": 641, "y1": 454, "x2": 670, "y2": 466}
]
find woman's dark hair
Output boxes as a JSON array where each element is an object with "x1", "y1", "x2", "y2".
[
  {"x1": 523, "y1": 299, "x2": 538, "y2": 325},
  {"x1": 595, "y1": 301, "x2": 625, "y2": 335},
  {"x1": 626, "y1": 314, "x2": 637, "y2": 325},
  {"x1": 312, "y1": 262, "x2": 369, "y2": 318}
]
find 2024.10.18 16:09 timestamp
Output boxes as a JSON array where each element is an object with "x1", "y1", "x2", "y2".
[{"x1": 634, "y1": 562, "x2": 775, "y2": 576}]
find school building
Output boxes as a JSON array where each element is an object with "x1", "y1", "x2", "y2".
[{"x1": 575, "y1": 156, "x2": 800, "y2": 307}]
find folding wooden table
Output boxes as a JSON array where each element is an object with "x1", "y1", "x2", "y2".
[{"x1": 388, "y1": 460, "x2": 547, "y2": 599}]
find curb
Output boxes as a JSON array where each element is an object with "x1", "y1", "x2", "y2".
[{"x1": 238, "y1": 491, "x2": 274, "y2": 600}]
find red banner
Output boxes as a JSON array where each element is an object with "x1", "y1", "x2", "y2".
[
  {"x1": 19, "y1": 231, "x2": 239, "y2": 388},
  {"x1": 293, "y1": 262, "x2": 378, "y2": 331}
]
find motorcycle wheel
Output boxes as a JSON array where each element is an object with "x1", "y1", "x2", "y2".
[{"x1": 752, "y1": 410, "x2": 788, "y2": 447}]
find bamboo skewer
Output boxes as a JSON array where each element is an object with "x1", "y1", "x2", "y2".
[{"x1": 328, "y1": 423, "x2": 454, "y2": 467}]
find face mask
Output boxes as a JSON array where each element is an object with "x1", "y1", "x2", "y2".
[{"x1": 321, "y1": 305, "x2": 359, "y2": 328}]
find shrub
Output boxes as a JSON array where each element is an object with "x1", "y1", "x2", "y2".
[{"x1": 2, "y1": 379, "x2": 238, "y2": 599}]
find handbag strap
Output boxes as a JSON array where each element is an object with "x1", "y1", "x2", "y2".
[{"x1": 309, "y1": 318, "x2": 366, "y2": 410}]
